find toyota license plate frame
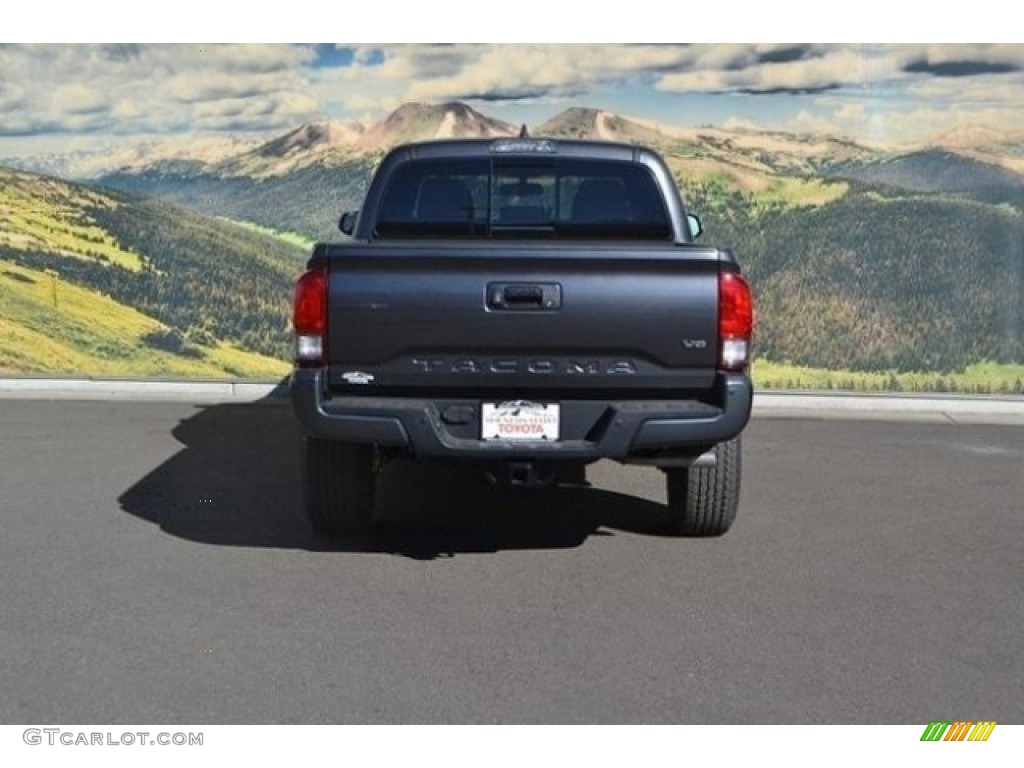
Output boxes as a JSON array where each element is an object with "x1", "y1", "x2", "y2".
[{"x1": 481, "y1": 401, "x2": 560, "y2": 442}]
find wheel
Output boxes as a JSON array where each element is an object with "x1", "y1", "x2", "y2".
[
  {"x1": 301, "y1": 436, "x2": 377, "y2": 535},
  {"x1": 664, "y1": 437, "x2": 741, "y2": 537}
]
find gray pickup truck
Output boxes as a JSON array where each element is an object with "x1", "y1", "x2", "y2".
[{"x1": 291, "y1": 137, "x2": 754, "y2": 536}]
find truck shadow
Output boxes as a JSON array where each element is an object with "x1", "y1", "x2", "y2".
[{"x1": 118, "y1": 395, "x2": 677, "y2": 560}]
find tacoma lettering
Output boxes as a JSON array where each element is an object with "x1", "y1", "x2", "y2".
[{"x1": 410, "y1": 358, "x2": 637, "y2": 375}]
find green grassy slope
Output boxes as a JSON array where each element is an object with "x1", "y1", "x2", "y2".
[
  {"x1": 0, "y1": 259, "x2": 286, "y2": 377},
  {"x1": 754, "y1": 359, "x2": 1024, "y2": 394},
  {"x1": 0, "y1": 168, "x2": 301, "y2": 378},
  {"x1": 1, "y1": 170, "x2": 143, "y2": 271}
]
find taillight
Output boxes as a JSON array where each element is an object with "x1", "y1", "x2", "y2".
[
  {"x1": 719, "y1": 271, "x2": 753, "y2": 371},
  {"x1": 293, "y1": 267, "x2": 327, "y2": 366}
]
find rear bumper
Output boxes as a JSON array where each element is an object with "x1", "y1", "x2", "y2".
[{"x1": 290, "y1": 368, "x2": 752, "y2": 461}]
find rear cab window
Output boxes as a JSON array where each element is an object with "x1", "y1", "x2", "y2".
[{"x1": 373, "y1": 156, "x2": 672, "y2": 240}]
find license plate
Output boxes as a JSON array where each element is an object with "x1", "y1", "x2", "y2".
[{"x1": 482, "y1": 401, "x2": 560, "y2": 441}]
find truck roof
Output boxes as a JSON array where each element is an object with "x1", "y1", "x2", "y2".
[{"x1": 383, "y1": 137, "x2": 659, "y2": 164}]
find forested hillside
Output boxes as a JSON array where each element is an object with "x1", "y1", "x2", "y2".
[
  {"x1": 0, "y1": 168, "x2": 302, "y2": 376},
  {"x1": 708, "y1": 189, "x2": 1023, "y2": 371},
  {"x1": 686, "y1": 175, "x2": 1024, "y2": 373},
  {"x1": 829, "y1": 150, "x2": 1024, "y2": 193},
  {"x1": 101, "y1": 155, "x2": 378, "y2": 242}
]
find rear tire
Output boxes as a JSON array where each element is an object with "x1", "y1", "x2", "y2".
[
  {"x1": 302, "y1": 436, "x2": 376, "y2": 535},
  {"x1": 664, "y1": 437, "x2": 741, "y2": 537}
]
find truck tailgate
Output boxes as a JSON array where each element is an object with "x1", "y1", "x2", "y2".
[{"x1": 318, "y1": 242, "x2": 724, "y2": 394}]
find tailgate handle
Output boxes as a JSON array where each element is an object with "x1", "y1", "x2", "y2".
[{"x1": 487, "y1": 283, "x2": 561, "y2": 311}]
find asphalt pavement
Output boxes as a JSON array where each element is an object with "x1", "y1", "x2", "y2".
[{"x1": 0, "y1": 399, "x2": 1021, "y2": 723}]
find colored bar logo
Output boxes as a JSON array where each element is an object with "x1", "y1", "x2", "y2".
[{"x1": 920, "y1": 721, "x2": 997, "y2": 741}]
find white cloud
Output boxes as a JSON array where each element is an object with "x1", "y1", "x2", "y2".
[
  {"x1": 52, "y1": 84, "x2": 108, "y2": 115},
  {"x1": 722, "y1": 116, "x2": 763, "y2": 132},
  {"x1": 0, "y1": 44, "x2": 321, "y2": 140},
  {"x1": 906, "y1": 72, "x2": 1024, "y2": 104},
  {"x1": 0, "y1": 80, "x2": 28, "y2": 112},
  {"x1": 865, "y1": 106, "x2": 1024, "y2": 144},
  {"x1": 209, "y1": 43, "x2": 314, "y2": 73},
  {"x1": 315, "y1": 44, "x2": 698, "y2": 108},
  {"x1": 112, "y1": 99, "x2": 144, "y2": 120},
  {"x1": 791, "y1": 109, "x2": 843, "y2": 136},
  {"x1": 915, "y1": 43, "x2": 1023, "y2": 66},
  {"x1": 167, "y1": 72, "x2": 281, "y2": 104},
  {"x1": 657, "y1": 47, "x2": 910, "y2": 94},
  {"x1": 836, "y1": 103, "x2": 866, "y2": 122}
]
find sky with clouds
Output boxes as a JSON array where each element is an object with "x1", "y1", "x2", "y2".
[{"x1": 1, "y1": 43, "x2": 1023, "y2": 156}]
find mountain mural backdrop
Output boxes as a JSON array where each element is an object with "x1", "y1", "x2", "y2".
[{"x1": 2, "y1": 101, "x2": 1022, "y2": 390}]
